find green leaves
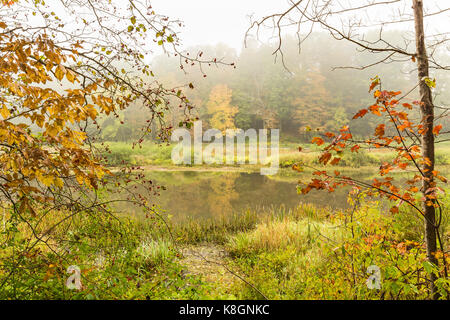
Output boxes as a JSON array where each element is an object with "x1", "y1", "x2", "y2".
[{"x1": 423, "y1": 261, "x2": 438, "y2": 275}]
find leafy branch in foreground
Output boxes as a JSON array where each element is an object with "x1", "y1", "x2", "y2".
[
  {"x1": 0, "y1": 0, "x2": 232, "y2": 296},
  {"x1": 295, "y1": 78, "x2": 448, "y2": 298}
]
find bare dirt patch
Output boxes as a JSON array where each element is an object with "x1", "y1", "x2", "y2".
[{"x1": 180, "y1": 244, "x2": 236, "y2": 285}]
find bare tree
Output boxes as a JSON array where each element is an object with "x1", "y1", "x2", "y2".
[{"x1": 413, "y1": 0, "x2": 440, "y2": 299}]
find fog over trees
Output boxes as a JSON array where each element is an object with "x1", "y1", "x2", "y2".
[{"x1": 98, "y1": 31, "x2": 449, "y2": 143}]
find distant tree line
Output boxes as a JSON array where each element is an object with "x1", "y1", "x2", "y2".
[{"x1": 98, "y1": 32, "x2": 450, "y2": 143}]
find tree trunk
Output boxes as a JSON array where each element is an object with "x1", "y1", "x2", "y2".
[{"x1": 412, "y1": 0, "x2": 439, "y2": 300}]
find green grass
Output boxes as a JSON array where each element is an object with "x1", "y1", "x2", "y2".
[
  {"x1": 99, "y1": 141, "x2": 174, "y2": 166},
  {"x1": 279, "y1": 143, "x2": 450, "y2": 169},
  {"x1": 136, "y1": 239, "x2": 174, "y2": 268},
  {"x1": 222, "y1": 199, "x2": 449, "y2": 299},
  {"x1": 99, "y1": 140, "x2": 450, "y2": 171},
  {"x1": 2, "y1": 194, "x2": 448, "y2": 299},
  {"x1": 169, "y1": 203, "x2": 329, "y2": 245}
]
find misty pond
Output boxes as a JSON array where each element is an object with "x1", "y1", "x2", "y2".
[
  {"x1": 114, "y1": 167, "x2": 448, "y2": 222},
  {"x1": 131, "y1": 170, "x2": 358, "y2": 222}
]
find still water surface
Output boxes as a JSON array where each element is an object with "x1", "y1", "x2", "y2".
[{"x1": 144, "y1": 170, "x2": 353, "y2": 221}]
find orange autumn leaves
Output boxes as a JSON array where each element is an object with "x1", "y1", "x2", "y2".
[
  {"x1": 433, "y1": 124, "x2": 443, "y2": 135},
  {"x1": 1, "y1": 0, "x2": 16, "y2": 7},
  {"x1": 310, "y1": 126, "x2": 352, "y2": 166},
  {"x1": 296, "y1": 77, "x2": 447, "y2": 215}
]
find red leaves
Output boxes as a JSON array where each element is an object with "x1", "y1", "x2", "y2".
[
  {"x1": 418, "y1": 124, "x2": 427, "y2": 135},
  {"x1": 433, "y1": 124, "x2": 442, "y2": 135},
  {"x1": 379, "y1": 163, "x2": 393, "y2": 175},
  {"x1": 397, "y1": 121, "x2": 412, "y2": 132},
  {"x1": 310, "y1": 179, "x2": 323, "y2": 189},
  {"x1": 397, "y1": 112, "x2": 408, "y2": 120},
  {"x1": 311, "y1": 137, "x2": 324, "y2": 146},
  {"x1": 390, "y1": 206, "x2": 399, "y2": 214},
  {"x1": 369, "y1": 104, "x2": 382, "y2": 116},
  {"x1": 319, "y1": 151, "x2": 332, "y2": 165},
  {"x1": 398, "y1": 162, "x2": 408, "y2": 170},
  {"x1": 432, "y1": 172, "x2": 448, "y2": 183},
  {"x1": 369, "y1": 76, "x2": 380, "y2": 92},
  {"x1": 389, "y1": 99, "x2": 399, "y2": 105},
  {"x1": 295, "y1": 77, "x2": 441, "y2": 220},
  {"x1": 353, "y1": 109, "x2": 368, "y2": 119},
  {"x1": 330, "y1": 157, "x2": 341, "y2": 165},
  {"x1": 374, "y1": 124, "x2": 385, "y2": 137},
  {"x1": 301, "y1": 178, "x2": 329, "y2": 194},
  {"x1": 402, "y1": 103, "x2": 413, "y2": 110}
]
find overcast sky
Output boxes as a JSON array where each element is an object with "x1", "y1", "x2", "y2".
[
  {"x1": 150, "y1": 0, "x2": 450, "y2": 52},
  {"x1": 150, "y1": 0, "x2": 289, "y2": 51}
]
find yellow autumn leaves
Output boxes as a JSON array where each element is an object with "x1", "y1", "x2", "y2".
[
  {"x1": 54, "y1": 64, "x2": 77, "y2": 83},
  {"x1": 206, "y1": 84, "x2": 238, "y2": 133},
  {"x1": 0, "y1": 22, "x2": 115, "y2": 196}
]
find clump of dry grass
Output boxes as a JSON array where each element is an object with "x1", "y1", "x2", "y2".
[
  {"x1": 137, "y1": 239, "x2": 174, "y2": 267},
  {"x1": 227, "y1": 214, "x2": 340, "y2": 255}
]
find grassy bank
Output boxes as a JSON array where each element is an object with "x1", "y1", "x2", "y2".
[
  {"x1": 99, "y1": 141, "x2": 450, "y2": 170},
  {"x1": 224, "y1": 201, "x2": 449, "y2": 299},
  {"x1": 171, "y1": 199, "x2": 449, "y2": 299},
  {"x1": 3, "y1": 197, "x2": 448, "y2": 299}
]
